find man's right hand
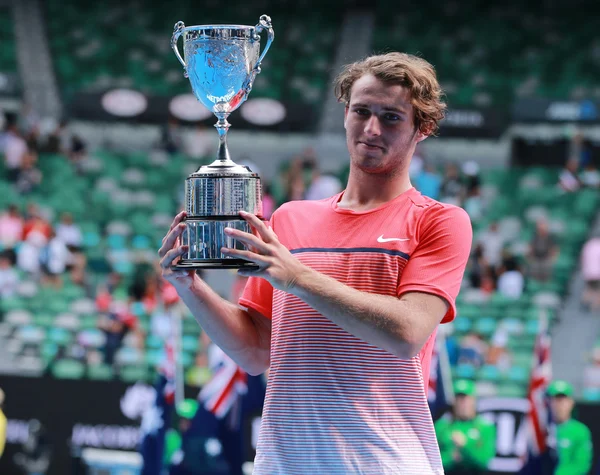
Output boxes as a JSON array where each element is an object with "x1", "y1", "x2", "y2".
[{"x1": 158, "y1": 210, "x2": 197, "y2": 290}]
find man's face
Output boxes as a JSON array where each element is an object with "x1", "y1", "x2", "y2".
[
  {"x1": 550, "y1": 395, "x2": 574, "y2": 423},
  {"x1": 344, "y1": 74, "x2": 428, "y2": 176}
]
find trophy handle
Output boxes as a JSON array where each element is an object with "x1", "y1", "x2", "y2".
[
  {"x1": 172, "y1": 21, "x2": 188, "y2": 78},
  {"x1": 253, "y1": 15, "x2": 274, "y2": 72}
]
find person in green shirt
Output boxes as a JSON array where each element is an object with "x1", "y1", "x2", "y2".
[
  {"x1": 435, "y1": 379, "x2": 496, "y2": 475},
  {"x1": 546, "y1": 380, "x2": 593, "y2": 475}
]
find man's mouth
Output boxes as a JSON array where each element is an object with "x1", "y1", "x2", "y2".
[{"x1": 358, "y1": 141, "x2": 384, "y2": 150}]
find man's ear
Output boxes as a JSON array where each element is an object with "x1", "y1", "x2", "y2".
[{"x1": 415, "y1": 123, "x2": 434, "y2": 143}]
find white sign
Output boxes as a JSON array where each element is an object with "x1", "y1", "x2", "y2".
[
  {"x1": 101, "y1": 89, "x2": 148, "y2": 117},
  {"x1": 240, "y1": 98, "x2": 286, "y2": 126}
]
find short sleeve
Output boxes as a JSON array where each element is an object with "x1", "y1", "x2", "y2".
[
  {"x1": 239, "y1": 276, "x2": 273, "y2": 319},
  {"x1": 397, "y1": 204, "x2": 472, "y2": 323},
  {"x1": 237, "y1": 212, "x2": 277, "y2": 319}
]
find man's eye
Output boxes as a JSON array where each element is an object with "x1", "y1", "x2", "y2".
[
  {"x1": 384, "y1": 113, "x2": 400, "y2": 121},
  {"x1": 354, "y1": 108, "x2": 369, "y2": 115}
]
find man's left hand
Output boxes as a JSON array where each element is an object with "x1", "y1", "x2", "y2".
[{"x1": 221, "y1": 211, "x2": 308, "y2": 291}]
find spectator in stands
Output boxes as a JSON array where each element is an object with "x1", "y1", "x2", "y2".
[
  {"x1": 581, "y1": 233, "x2": 600, "y2": 311},
  {"x1": 486, "y1": 327, "x2": 511, "y2": 372},
  {"x1": 15, "y1": 148, "x2": 42, "y2": 195},
  {"x1": 415, "y1": 161, "x2": 442, "y2": 200},
  {"x1": 305, "y1": 168, "x2": 343, "y2": 201},
  {"x1": 17, "y1": 232, "x2": 46, "y2": 277},
  {"x1": 439, "y1": 162, "x2": 465, "y2": 207},
  {"x1": 160, "y1": 115, "x2": 182, "y2": 155},
  {"x1": 558, "y1": 157, "x2": 581, "y2": 192},
  {"x1": 579, "y1": 162, "x2": 600, "y2": 189},
  {"x1": 22, "y1": 204, "x2": 52, "y2": 242},
  {"x1": 527, "y1": 219, "x2": 559, "y2": 282},
  {"x1": 496, "y1": 254, "x2": 525, "y2": 299},
  {"x1": 463, "y1": 184, "x2": 484, "y2": 222},
  {"x1": 476, "y1": 222, "x2": 505, "y2": 270},
  {"x1": 42, "y1": 119, "x2": 70, "y2": 154},
  {"x1": 0, "y1": 250, "x2": 19, "y2": 298},
  {"x1": 0, "y1": 204, "x2": 24, "y2": 249},
  {"x1": 458, "y1": 332, "x2": 488, "y2": 368},
  {"x1": 2, "y1": 121, "x2": 27, "y2": 182},
  {"x1": 39, "y1": 229, "x2": 72, "y2": 288},
  {"x1": 98, "y1": 302, "x2": 137, "y2": 366},
  {"x1": 468, "y1": 243, "x2": 493, "y2": 292},
  {"x1": 55, "y1": 212, "x2": 82, "y2": 252},
  {"x1": 69, "y1": 134, "x2": 87, "y2": 174},
  {"x1": 461, "y1": 160, "x2": 481, "y2": 195}
]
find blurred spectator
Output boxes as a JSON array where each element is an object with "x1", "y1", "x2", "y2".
[
  {"x1": 496, "y1": 255, "x2": 525, "y2": 299},
  {"x1": 528, "y1": 219, "x2": 559, "y2": 282},
  {"x1": 13, "y1": 419, "x2": 52, "y2": 475},
  {"x1": 160, "y1": 115, "x2": 182, "y2": 155},
  {"x1": 184, "y1": 122, "x2": 212, "y2": 159},
  {"x1": 463, "y1": 184, "x2": 483, "y2": 221},
  {"x1": 0, "y1": 250, "x2": 20, "y2": 298},
  {"x1": 476, "y1": 222, "x2": 505, "y2": 270},
  {"x1": 22, "y1": 205, "x2": 52, "y2": 242},
  {"x1": 0, "y1": 204, "x2": 24, "y2": 249},
  {"x1": 486, "y1": 328, "x2": 511, "y2": 372},
  {"x1": 3, "y1": 121, "x2": 27, "y2": 182},
  {"x1": 439, "y1": 162, "x2": 465, "y2": 207},
  {"x1": 468, "y1": 243, "x2": 489, "y2": 290},
  {"x1": 461, "y1": 160, "x2": 481, "y2": 194},
  {"x1": 458, "y1": 332, "x2": 488, "y2": 368},
  {"x1": 580, "y1": 162, "x2": 600, "y2": 189},
  {"x1": 42, "y1": 119, "x2": 70, "y2": 154},
  {"x1": 0, "y1": 388, "x2": 5, "y2": 459},
  {"x1": 581, "y1": 234, "x2": 600, "y2": 311},
  {"x1": 69, "y1": 135, "x2": 87, "y2": 173},
  {"x1": 284, "y1": 168, "x2": 306, "y2": 202},
  {"x1": 55, "y1": 212, "x2": 82, "y2": 251},
  {"x1": 415, "y1": 162, "x2": 442, "y2": 200},
  {"x1": 15, "y1": 149, "x2": 42, "y2": 195},
  {"x1": 98, "y1": 302, "x2": 137, "y2": 366},
  {"x1": 558, "y1": 157, "x2": 581, "y2": 192},
  {"x1": 39, "y1": 230, "x2": 72, "y2": 288},
  {"x1": 305, "y1": 171, "x2": 342, "y2": 201},
  {"x1": 17, "y1": 232, "x2": 46, "y2": 276}
]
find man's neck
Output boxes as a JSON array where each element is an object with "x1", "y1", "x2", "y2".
[{"x1": 337, "y1": 167, "x2": 412, "y2": 212}]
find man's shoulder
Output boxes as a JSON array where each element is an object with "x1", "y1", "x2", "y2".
[{"x1": 563, "y1": 419, "x2": 592, "y2": 438}]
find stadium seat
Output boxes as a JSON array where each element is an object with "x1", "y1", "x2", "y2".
[{"x1": 52, "y1": 359, "x2": 86, "y2": 379}]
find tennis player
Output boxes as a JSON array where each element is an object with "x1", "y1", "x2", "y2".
[{"x1": 159, "y1": 52, "x2": 472, "y2": 474}]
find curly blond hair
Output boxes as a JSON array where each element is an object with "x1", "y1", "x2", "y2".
[{"x1": 334, "y1": 52, "x2": 446, "y2": 135}]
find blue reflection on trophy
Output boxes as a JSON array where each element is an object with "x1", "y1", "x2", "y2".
[{"x1": 171, "y1": 15, "x2": 274, "y2": 269}]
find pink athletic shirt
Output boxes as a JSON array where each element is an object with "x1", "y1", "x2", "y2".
[{"x1": 239, "y1": 187, "x2": 472, "y2": 474}]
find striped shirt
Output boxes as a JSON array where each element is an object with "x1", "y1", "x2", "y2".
[{"x1": 240, "y1": 187, "x2": 472, "y2": 474}]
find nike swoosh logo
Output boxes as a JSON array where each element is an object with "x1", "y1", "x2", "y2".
[{"x1": 377, "y1": 235, "x2": 410, "y2": 243}]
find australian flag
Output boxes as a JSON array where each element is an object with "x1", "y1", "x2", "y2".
[{"x1": 428, "y1": 330, "x2": 453, "y2": 421}]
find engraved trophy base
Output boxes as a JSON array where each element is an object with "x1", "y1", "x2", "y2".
[{"x1": 172, "y1": 217, "x2": 260, "y2": 271}]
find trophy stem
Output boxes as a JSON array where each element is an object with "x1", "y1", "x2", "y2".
[{"x1": 214, "y1": 114, "x2": 234, "y2": 165}]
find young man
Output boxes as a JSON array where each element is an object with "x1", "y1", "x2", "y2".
[{"x1": 159, "y1": 52, "x2": 472, "y2": 474}]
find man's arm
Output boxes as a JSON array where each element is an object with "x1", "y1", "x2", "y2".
[
  {"x1": 159, "y1": 211, "x2": 271, "y2": 376},
  {"x1": 291, "y1": 268, "x2": 447, "y2": 358},
  {"x1": 225, "y1": 208, "x2": 470, "y2": 359}
]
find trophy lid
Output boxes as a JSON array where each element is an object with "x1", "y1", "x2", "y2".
[{"x1": 191, "y1": 159, "x2": 259, "y2": 178}]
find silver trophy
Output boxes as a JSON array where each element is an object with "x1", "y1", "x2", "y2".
[{"x1": 171, "y1": 15, "x2": 274, "y2": 269}]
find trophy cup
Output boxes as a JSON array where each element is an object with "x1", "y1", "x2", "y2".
[{"x1": 171, "y1": 15, "x2": 274, "y2": 269}]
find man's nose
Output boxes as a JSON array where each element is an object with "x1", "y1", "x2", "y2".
[{"x1": 364, "y1": 115, "x2": 381, "y2": 137}]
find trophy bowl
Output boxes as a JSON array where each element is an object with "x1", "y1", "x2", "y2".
[{"x1": 170, "y1": 15, "x2": 274, "y2": 269}]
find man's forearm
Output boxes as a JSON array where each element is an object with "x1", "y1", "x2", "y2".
[
  {"x1": 290, "y1": 266, "x2": 439, "y2": 359},
  {"x1": 178, "y1": 279, "x2": 269, "y2": 374}
]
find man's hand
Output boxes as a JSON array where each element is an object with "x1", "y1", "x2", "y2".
[
  {"x1": 221, "y1": 211, "x2": 308, "y2": 291},
  {"x1": 451, "y1": 431, "x2": 467, "y2": 448},
  {"x1": 158, "y1": 210, "x2": 198, "y2": 291}
]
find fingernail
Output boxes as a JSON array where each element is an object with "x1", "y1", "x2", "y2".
[
  {"x1": 178, "y1": 223, "x2": 186, "y2": 229},
  {"x1": 239, "y1": 210, "x2": 248, "y2": 215},
  {"x1": 221, "y1": 247, "x2": 229, "y2": 253},
  {"x1": 224, "y1": 227, "x2": 232, "y2": 234}
]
